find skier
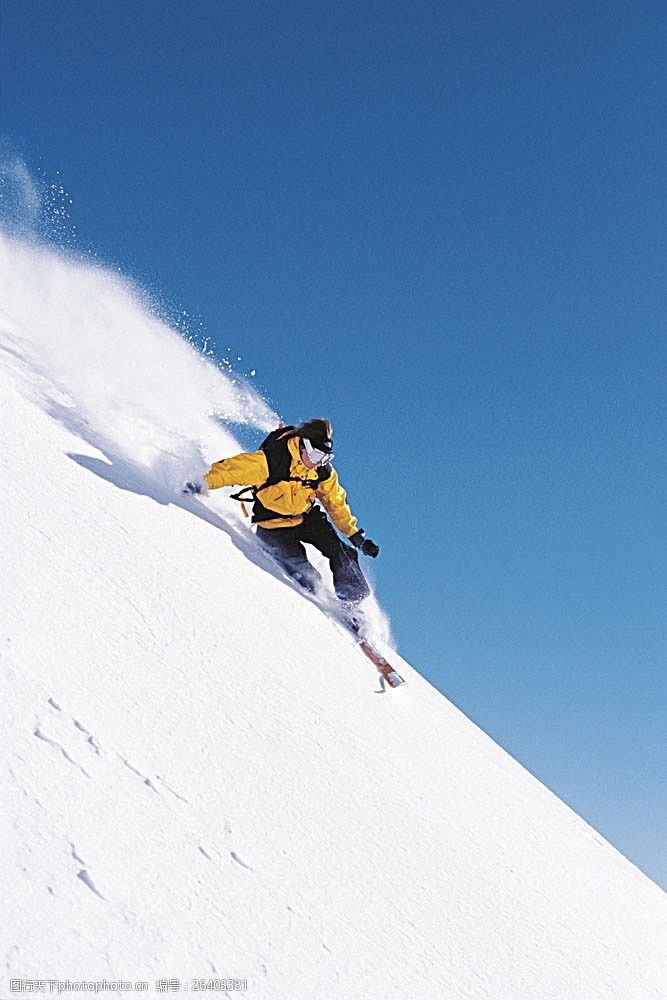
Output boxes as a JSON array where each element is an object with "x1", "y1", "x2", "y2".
[{"x1": 183, "y1": 419, "x2": 380, "y2": 626}]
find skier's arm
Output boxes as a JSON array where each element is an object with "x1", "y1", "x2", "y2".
[
  {"x1": 316, "y1": 468, "x2": 359, "y2": 538},
  {"x1": 204, "y1": 451, "x2": 270, "y2": 491}
]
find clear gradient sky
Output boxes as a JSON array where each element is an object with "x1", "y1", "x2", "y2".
[{"x1": 2, "y1": 1, "x2": 665, "y2": 888}]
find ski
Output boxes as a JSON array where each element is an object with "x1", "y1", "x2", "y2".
[
  {"x1": 332, "y1": 609, "x2": 405, "y2": 689},
  {"x1": 356, "y1": 637, "x2": 405, "y2": 688}
]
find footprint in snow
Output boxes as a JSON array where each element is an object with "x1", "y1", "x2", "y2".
[
  {"x1": 70, "y1": 844, "x2": 107, "y2": 901},
  {"x1": 33, "y1": 727, "x2": 92, "y2": 779},
  {"x1": 77, "y1": 868, "x2": 107, "y2": 901},
  {"x1": 72, "y1": 719, "x2": 102, "y2": 755},
  {"x1": 230, "y1": 851, "x2": 253, "y2": 871}
]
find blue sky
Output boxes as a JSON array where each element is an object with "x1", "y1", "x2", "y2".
[{"x1": 2, "y1": 1, "x2": 665, "y2": 887}]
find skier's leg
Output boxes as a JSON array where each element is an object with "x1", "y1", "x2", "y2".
[
  {"x1": 300, "y1": 508, "x2": 370, "y2": 604},
  {"x1": 255, "y1": 525, "x2": 322, "y2": 593}
]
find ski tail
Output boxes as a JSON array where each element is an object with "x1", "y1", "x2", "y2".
[{"x1": 357, "y1": 638, "x2": 405, "y2": 688}]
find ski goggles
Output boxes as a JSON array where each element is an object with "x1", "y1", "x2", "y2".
[{"x1": 301, "y1": 437, "x2": 334, "y2": 466}]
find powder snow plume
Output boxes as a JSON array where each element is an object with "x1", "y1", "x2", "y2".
[
  {"x1": 0, "y1": 223, "x2": 393, "y2": 647},
  {"x1": 0, "y1": 228, "x2": 278, "y2": 494}
]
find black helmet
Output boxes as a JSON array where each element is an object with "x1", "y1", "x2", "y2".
[{"x1": 297, "y1": 418, "x2": 333, "y2": 454}]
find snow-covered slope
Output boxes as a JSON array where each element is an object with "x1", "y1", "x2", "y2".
[{"x1": 2, "y1": 233, "x2": 666, "y2": 999}]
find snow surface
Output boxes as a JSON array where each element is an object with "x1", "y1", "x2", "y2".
[{"x1": 2, "y1": 231, "x2": 666, "y2": 999}]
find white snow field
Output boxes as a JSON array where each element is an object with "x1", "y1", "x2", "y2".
[{"x1": 1, "y1": 232, "x2": 666, "y2": 1000}]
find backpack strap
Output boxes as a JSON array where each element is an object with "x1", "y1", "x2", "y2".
[
  {"x1": 228, "y1": 433, "x2": 332, "y2": 518},
  {"x1": 229, "y1": 485, "x2": 259, "y2": 518}
]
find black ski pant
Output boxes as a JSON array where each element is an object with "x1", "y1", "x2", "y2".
[{"x1": 256, "y1": 506, "x2": 370, "y2": 604}]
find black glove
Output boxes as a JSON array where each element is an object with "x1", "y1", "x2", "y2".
[
  {"x1": 350, "y1": 530, "x2": 380, "y2": 558},
  {"x1": 182, "y1": 480, "x2": 202, "y2": 495}
]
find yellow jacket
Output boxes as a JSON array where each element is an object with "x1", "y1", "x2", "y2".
[{"x1": 205, "y1": 435, "x2": 359, "y2": 536}]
